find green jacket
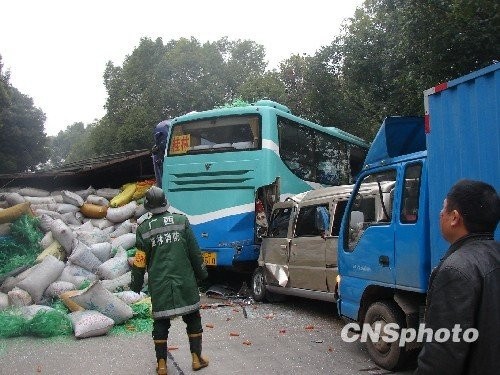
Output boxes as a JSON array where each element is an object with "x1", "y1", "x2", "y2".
[{"x1": 130, "y1": 211, "x2": 208, "y2": 319}]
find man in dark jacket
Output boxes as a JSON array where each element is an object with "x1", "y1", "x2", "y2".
[
  {"x1": 130, "y1": 186, "x2": 209, "y2": 375},
  {"x1": 415, "y1": 179, "x2": 500, "y2": 374}
]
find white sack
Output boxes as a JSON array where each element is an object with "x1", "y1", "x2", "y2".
[
  {"x1": 69, "y1": 310, "x2": 115, "y2": 339},
  {"x1": 86, "y1": 195, "x2": 110, "y2": 207},
  {"x1": 111, "y1": 233, "x2": 136, "y2": 251},
  {"x1": 106, "y1": 201, "x2": 137, "y2": 223},
  {"x1": 97, "y1": 249, "x2": 130, "y2": 280},
  {"x1": 69, "y1": 281, "x2": 133, "y2": 324},
  {"x1": 62, "y1": 190, "x2": 84, "y2": 207},
  {"x1": 68, "y1": 240, "x2": 103, "y2": 273},
  {"x1": 16, "y1": 255, "x2": 65, "y2": 303},
  {"x1": 90, "y1": 242, "x2": 112, "y2": 262},
  {"x1": 50, "y1": 219, "x2": 76, "y2": 255}
]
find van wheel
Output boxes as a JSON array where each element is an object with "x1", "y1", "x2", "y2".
[
  {"x1": 364, "y1": 301, "x2": 408, "y2": 371},
  {"x1": 251, "y1": 267, "x2": 267, "y2": 302}
]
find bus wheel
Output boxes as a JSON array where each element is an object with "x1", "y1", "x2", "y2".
[
  {"x1": 251, "y1": 267, "x2": 267, "y2": 302},
  {"x1": 364, "y1": 301, "x2": 408, "y2": 371}
]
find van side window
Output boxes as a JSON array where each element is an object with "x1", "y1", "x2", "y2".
[
  {"x1": 401, "y1": 163, "x2": 422, "y2": 223},
  {"x1": 295, "y1": 204, "x2": 330, "y2": 237},
  {"x1": 268, "y1": 207, "x2": 292, "y2": 238},
  {"x1": 345, "y1": 169, "x2": 397, "y2": 251}
]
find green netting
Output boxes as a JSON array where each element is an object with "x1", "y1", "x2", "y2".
[
  {"x1": 78, "y1": 279, "x2": 91, "y2": 290},
  {"x1": 28, "y1": 309, "x2": 73, "y2": 338},
  {"x1": 126, "y1": 247, "x2": 137, "y2": 257},
  {"x1": 0, "y1": 310, "x2": 28, "y2": 338},
  {"x1": 110, "y1": 299, "x2": 153, "y2": 334},
  {"x1": 51, "y1": 299, "x2": 70, "y2": 315},
  {"x1": 216, "y1": 98, "x2": 250, "y2": 108},
  {"x1": 0, "y1": 214, "x2": 43, "y2": 277}
]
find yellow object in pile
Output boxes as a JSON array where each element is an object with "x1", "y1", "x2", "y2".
[
  {"x1": 132, "y1": 179, "x2": 156, "y2": 200},
  {"x1": 80, "y1": 203, "x2": 108, "y2": 218},
  {"x1": 110, "y1": 183, "x2": 137, "y2": 208},
  {"x1": 36, "y1": 240, "x2": 65, "y2": 263},
  {"x1": 0, "y1": 202, "x2": 32, "y2": 224}
]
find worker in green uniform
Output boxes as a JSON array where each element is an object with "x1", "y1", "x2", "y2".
[{"x1": 130, "y1": 186, "x2": 209, "y2": 375}]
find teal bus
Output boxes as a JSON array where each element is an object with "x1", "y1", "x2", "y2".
[{"x1": 162, "y1": 100, "x2": 369, "y2": 271}]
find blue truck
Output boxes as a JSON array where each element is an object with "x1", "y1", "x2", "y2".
[{"x1": 336, "y1": 63, "x2": 500, "y2": 370}]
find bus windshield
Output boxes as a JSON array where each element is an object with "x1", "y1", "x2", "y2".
[{"x1": 168, "y1": 115, "x2": 261, "y2": 155}]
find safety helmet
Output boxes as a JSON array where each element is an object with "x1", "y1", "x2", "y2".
[{"x1": 144, "y1": 186, "x2": 169, "y2": 214}]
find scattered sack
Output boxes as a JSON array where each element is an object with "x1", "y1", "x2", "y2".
[
  {"x1": 24, "y1": 196, "x2": 57, "y2": 205},
  {"x1": 4, "y1": 192, "x2": 26, "y2": 206},
  {"x1": 17, "y1": 187, "x2": 50, "y2": 197},
  {"x1": 50, "y1": 219, "x2": 76, "y2": 255},
  {"x1": 111, "y1": 233, "x2": 136, "y2": 251},
  {"x1": 40, "y1": 231, "x2": 54, "y2": 249},
  {"x1": 19, "y1": 304, "x2": 54, "y2": 320},
  {"x1": 59, "y1": 264, "x2": 98, "y2": 286},
  {"x1": 96, "y1": 188, "x2": 121, "y2": 200},
  {"x1": 61, "y1": 190, "x2": 84, "y2": 207},
  {"x1": 97, "y1": 249, "x2": 130, "y2": 280},
  {"x1": 114, "y1": 290, "x2": 144, "y2": 305},
  {"x1": 69, "y1": 310, "x2": 115, "y2": 339},
  {"x1": 106, "y1": 201, "x2": 137, "y2": 223},
  {"x1": 8, "y1": 287, "x2": 33, "y2": 307},
  {"x1": 90, "y1": 218, "x2": 114, "y2": 230},
  {"x1": 0, "y1": 291, "x2": 9, "y2": 310},
  {"x1": 36, "y1": 240, "x2": 66, "y2": 263},
  {"x1": 68, "y1": 240, "x2": 102, "y2": 273},
  {"x1": 110, "y1": 183, "x2": 136, "y2": 208},
  {"x1": 101, "y1": 271, "x2": 131, "y2": 292},
  {"x1": 109, "y1": 219, "x2": 133, "y2": 238},
  {"x1": 44, "y1": 281, "x2": 76, "y2": 298},
  {"x1": 86, "y1": 195, "x2": 110, "y2": 207},
  {"x1": 56, "y1": 203, "x2": 80, "y2": 214},
  {"x1": 74, "y1": 186, "x2": 96, "y2": 200},
  {"x1": 90, "y1": 242, "x2": 112, "y2": 263},
  {"x1": 80, "y1": 203, "x2": 108, "y2": 219},
  {"x1": 16, "y1": 255, "x2": 65, "y2": 303},
  {"x1": 60, "y1": 290, "x2": 85, "y2": 312},
  {"x1": 69, "y1": 281, "x2": 133, "y2": 324},
  {"x1": 0, "y1": 202, "x2": 32, "y2": 224}
]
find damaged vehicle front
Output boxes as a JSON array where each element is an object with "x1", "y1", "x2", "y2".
[{"x1": 251, "y1": 185, "x2": 354, "y2": 303}]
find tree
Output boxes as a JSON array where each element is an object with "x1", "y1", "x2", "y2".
[
  {"x1": 0, "y1": 55, "x2": 48, "y2": 173},
  {"x1": 335, "y1": 0, "x2": 500, "y2": 139}
]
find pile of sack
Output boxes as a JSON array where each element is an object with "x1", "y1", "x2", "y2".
[{"x1": 0, "y1": 180, "x2": 155, "y2": 339}]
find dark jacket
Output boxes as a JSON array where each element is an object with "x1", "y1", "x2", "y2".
[
  {"x1": 416, "y1": 234, "x2": 500, "y2": 375},
  {"x1": 130, "y1": 211, "x2": 208, "y2": 319}
]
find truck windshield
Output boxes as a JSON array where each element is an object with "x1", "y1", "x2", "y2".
[{"x1": 167, "y1": 115, "x2": 261, "y2": 155}]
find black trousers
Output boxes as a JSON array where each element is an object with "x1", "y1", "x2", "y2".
[{"x1": 152, "y1": 310, "x2": 203, "y2": 340}]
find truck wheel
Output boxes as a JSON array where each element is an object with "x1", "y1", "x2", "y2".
[
  {"x1": 251, "y1": 267, "x2": 268, "y2": 302},
  {"x1": 364, "y1": 301, "x2": 408, "y2": 371}
]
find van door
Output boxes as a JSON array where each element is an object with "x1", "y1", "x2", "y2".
[
  {"x1": 259, "y1": 201, "x2": 295, "y2": 285},
  {"x1": 289, "y1": 204, "x2": 329, "y2": 291}
]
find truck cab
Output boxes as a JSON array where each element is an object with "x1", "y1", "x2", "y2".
[{"x1": 337, "y1": 116, "x2": 428, "y2": 370}]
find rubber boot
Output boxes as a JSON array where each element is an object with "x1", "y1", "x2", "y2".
[
  {"x1": 154, "y1": 339, "x2": 168, "y2": 375},
  {"x1": 188, "y1": 333, "x2": 209, "y2": 371}
]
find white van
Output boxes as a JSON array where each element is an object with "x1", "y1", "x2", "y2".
[{"x1": 251, "y1": 184, "x2": 355, "y2": 302}]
